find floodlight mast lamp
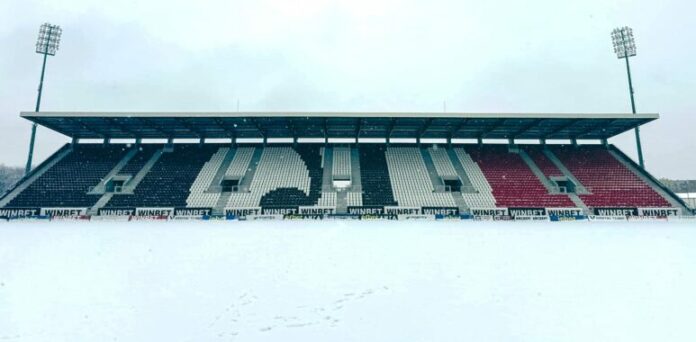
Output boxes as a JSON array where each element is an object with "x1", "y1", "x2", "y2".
[
  {"x1": 612, "y1": 26, "x2": 644, "y2": 169},
  {"x1": 25, "y1": 23, "x2": 62, "y2": 175}
]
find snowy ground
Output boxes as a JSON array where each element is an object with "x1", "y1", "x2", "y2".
[{"x1": 1, "y1": 220, "x2": 695, "y2": 341}]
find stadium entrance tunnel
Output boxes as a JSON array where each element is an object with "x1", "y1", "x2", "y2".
[{"x1": 261, "y1": 188, "x2": 314, "y2": 207}]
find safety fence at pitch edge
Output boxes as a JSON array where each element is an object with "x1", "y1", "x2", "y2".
[{"x1": 0, "y1": 206, "x2": 692, "y2": 222}]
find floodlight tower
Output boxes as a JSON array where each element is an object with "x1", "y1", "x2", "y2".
[
  {"x1": 25, "y1": 23, "x2": 62, "y2": 175},
  {"x1": 611, "y1": 26, "x2": 644, "y2": 168}
]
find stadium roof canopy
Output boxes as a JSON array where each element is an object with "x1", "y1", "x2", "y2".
[{"x1": 21, "y1": 111, "x2": 658, "y2": 140}]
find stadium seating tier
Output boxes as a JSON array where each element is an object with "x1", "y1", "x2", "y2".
[
  {"x1": 550, "y1": 145, "x2": 671, "y2": 208},
  {"x1": 1, "y1": 143, "x2": 677, "y2": 213},
  {"x1": 5, "y1": 144, "x2": 129, "y2": 208},
  {"x1": 465, "y1": 145, "x2": 575, "y2": 208}
]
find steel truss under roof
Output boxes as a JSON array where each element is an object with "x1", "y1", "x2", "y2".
[{"x1": 21, "y1": 112, "x2": 658, "y2": 141}]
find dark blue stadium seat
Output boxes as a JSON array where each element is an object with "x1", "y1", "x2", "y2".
[
  {"x1": 5, "y1": 144, "x2": 130, "y2": 208},
  {"x1": 359, "y1": 144, "x2": 397, "y2": 206},
  {"x1": 118, "y1": 144, "x2": 160, "y2": 176},
  {"x1": 104, "y1": 144, "x2": 218, "y2": 208}
]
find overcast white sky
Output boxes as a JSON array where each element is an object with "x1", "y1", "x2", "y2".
[{"x1": 0, "y1": 0, "x2": 694, "y2": 178}]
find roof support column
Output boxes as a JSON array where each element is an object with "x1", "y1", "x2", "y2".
[
  {"x1": 355, "y1": 118, "x2": 362, "y2": 144},
  {"x1": 386, "y1": 117, "x2": 395, "y2": 147},
  {"x1": 477, "y1": 137, "x2": 483, "y2": 145}
]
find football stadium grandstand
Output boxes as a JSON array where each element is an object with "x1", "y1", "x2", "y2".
[{"x1": 0, "y1": 111, "x2": 691, "y2": 220}]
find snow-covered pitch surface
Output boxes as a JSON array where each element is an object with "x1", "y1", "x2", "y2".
[{"x1": 1, "y1": 221, "x2": 695, "y2": 341}]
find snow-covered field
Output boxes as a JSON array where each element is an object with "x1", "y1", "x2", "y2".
[{"x1": 1, "y1": 220, "x2": 695, "y2": 341}]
